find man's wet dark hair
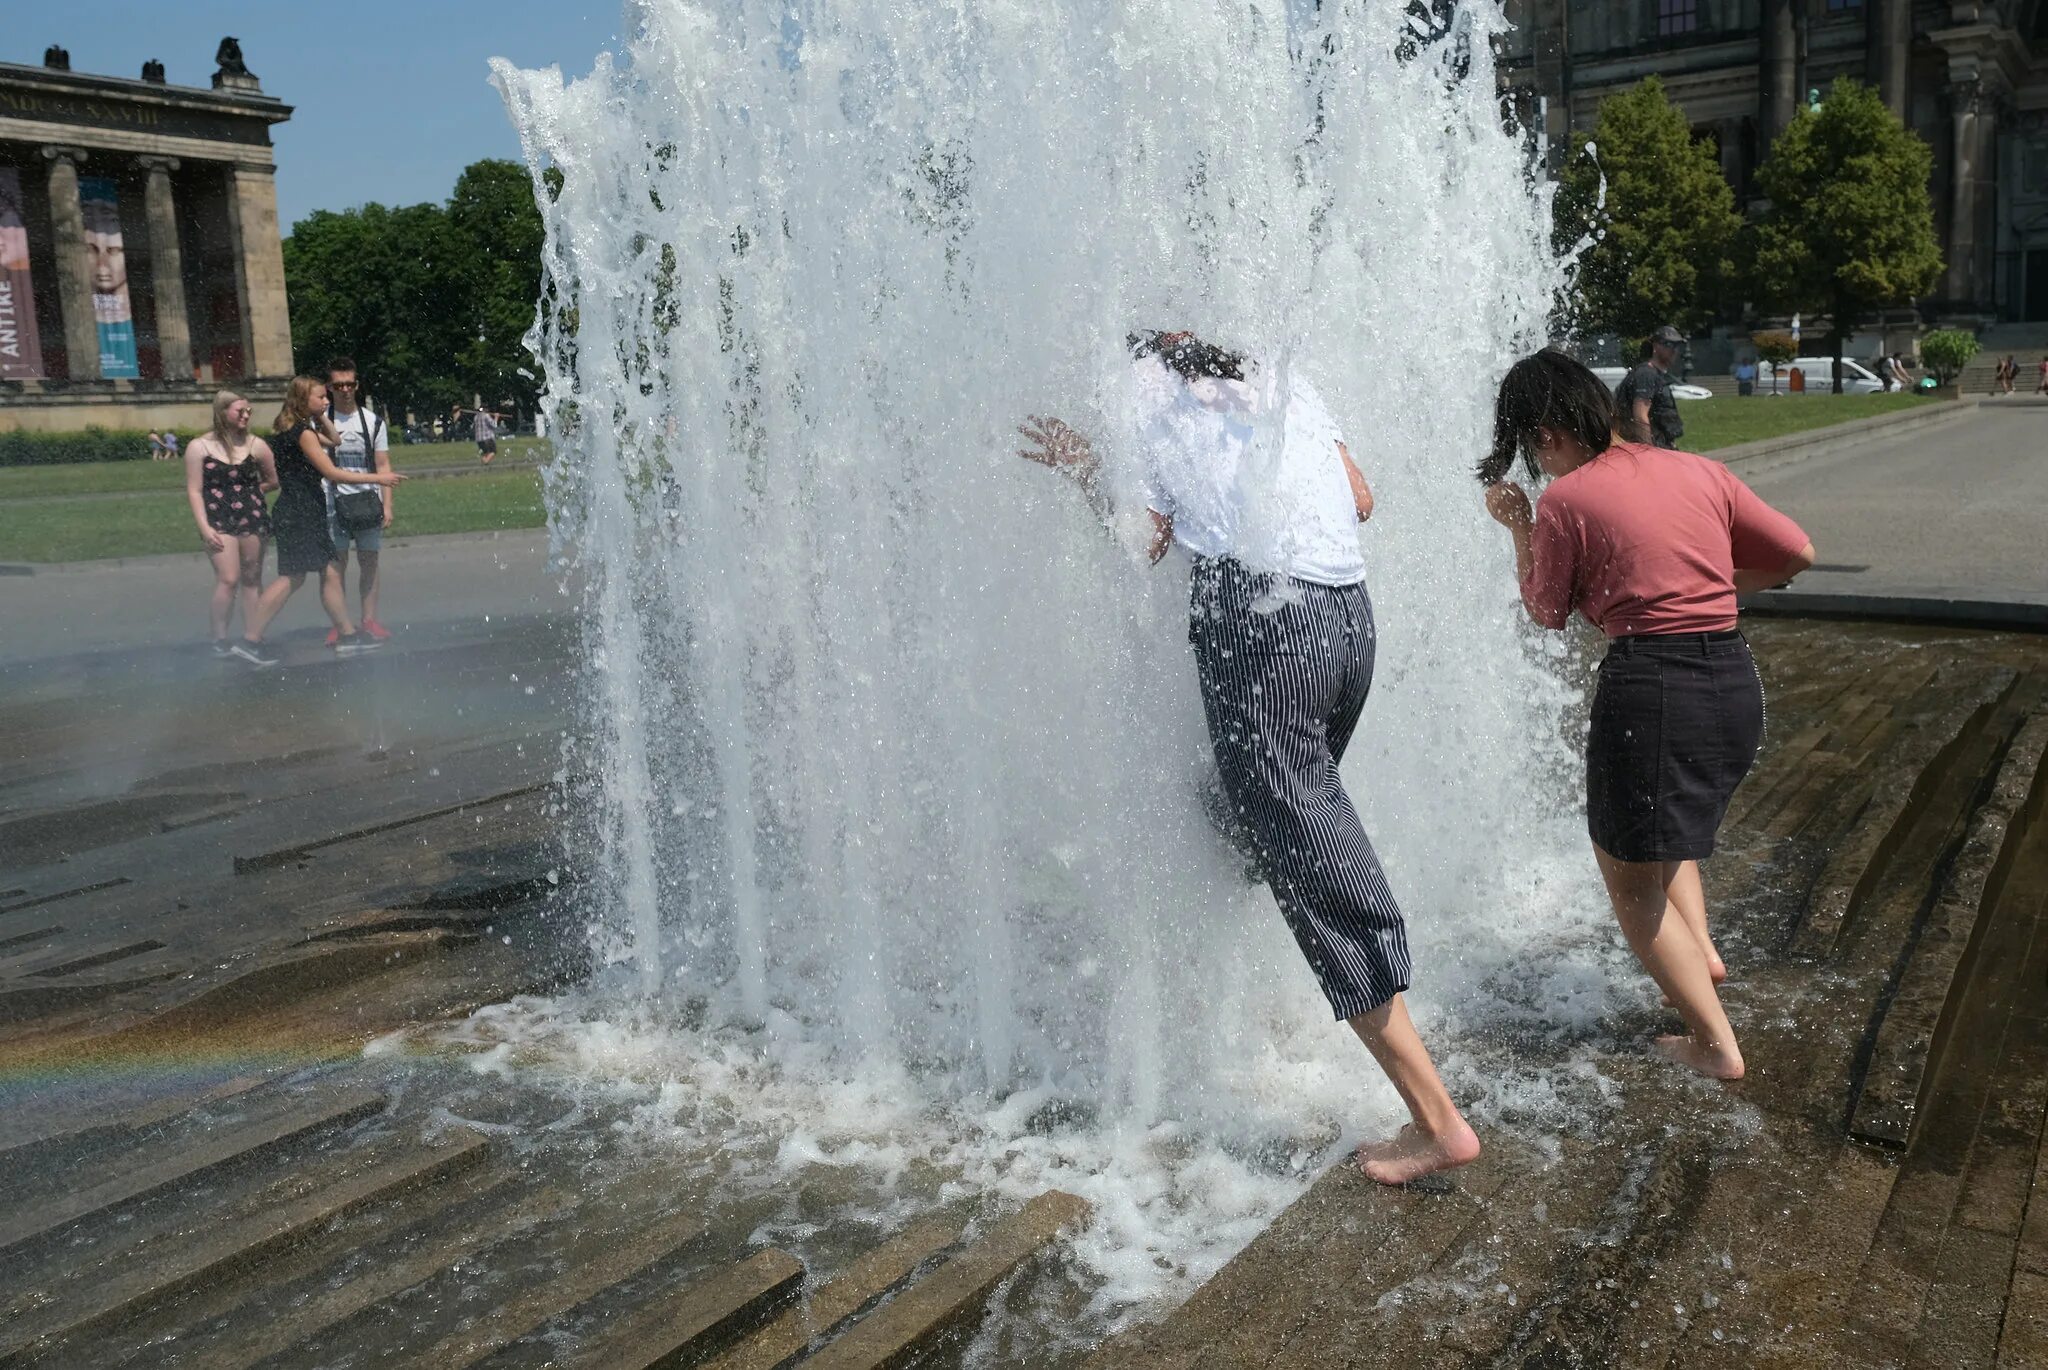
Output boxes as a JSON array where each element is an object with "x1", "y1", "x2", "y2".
[
  {"x1": 1479, "y1": 348, "x2": 1616, "y2": 484},
  {"x1": 326, "y1": 355, "x2": 358, "y2": 377},
  {"x1": 1129, "y1": 330, "x2": 1247, "y2": 382}
]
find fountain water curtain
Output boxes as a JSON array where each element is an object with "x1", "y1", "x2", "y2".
[{"x1": 495, "y1": 0, "x2": 1597, "y2": 1198}]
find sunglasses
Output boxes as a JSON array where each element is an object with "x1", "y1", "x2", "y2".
[{"x1": 330, "y1": 381, "x2": 359, "y2": 389}]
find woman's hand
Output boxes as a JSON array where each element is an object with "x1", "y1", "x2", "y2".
[
  {"x1": 377, "y1": 471, "x2": 409, "y2": 488},
  {"x1": 201, "y1": 526, "x2": 225, "y2": 553},
  {"x1": 1017, "y1": 416, "x2": 1097, "y2": 483},
  {"x1": 1484, "y1": 481, "x2": 1533, "y2": 530}
]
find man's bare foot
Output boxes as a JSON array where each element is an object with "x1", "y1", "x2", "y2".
[
  {"x1": 1355, "y1": 1120, "x2": 1482, "y2": 1186},
  {"x1": 1651, "y1": 1034, "x2": 1745, "y2": 1080}
]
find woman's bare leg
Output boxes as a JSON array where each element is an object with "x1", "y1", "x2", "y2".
[
  {"x1": 1664, "y1": 860, "x2": 1725, "y2": 985},
  {"x1": 1594, "y1": 845, "x2": 1744, "y2": 1080},
  {"x1": 1349, "y1": 993, "x2": 1482, "y2": 1184},
  {"x1": 206, "y1": 540, "x2": 240, "y2": 641},
  {"x1": 245, "y1": 572, "x2": 302, "y2": 643},
  {"x1": 318, "y1": 562, "x2": 356, "y2": 636},
  {"x1": 234, "y1": 536, "x2": 264, "y2": 636}
]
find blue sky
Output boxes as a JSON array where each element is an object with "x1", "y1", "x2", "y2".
[{"x1": 14, "y1": 3, "x2": 625, "y2": 229}]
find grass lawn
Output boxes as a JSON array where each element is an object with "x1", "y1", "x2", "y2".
[
  {"x1": 0, "y1": 468, "x2": 544, "y2": 563},
  {"x1": 0, "y1": 437, "x2": 550, "y2": 500},
  {"x1": 1679, "y1": 392, "x2": 1937, "y2": 452}
]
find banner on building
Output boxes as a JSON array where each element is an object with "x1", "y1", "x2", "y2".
[
  {"x1": 80, "y1": 176, "x2": 139, "y2": 379},
  {"x1": 0, "y1": 168, "x2": 43, "y2": 381}
]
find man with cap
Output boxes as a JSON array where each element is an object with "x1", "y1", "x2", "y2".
[{"x1": 1617, "y1": 325, "x2": 1685, "y2": 449}]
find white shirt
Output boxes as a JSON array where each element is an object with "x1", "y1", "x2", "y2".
[
  {"x1": 325, "y1": 404, "x2": 387, "y2": 505},
  {"x1": 1131, "y1": 358, "x2": 1366, "y2": 586}
]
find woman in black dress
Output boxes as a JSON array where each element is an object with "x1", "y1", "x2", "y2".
[
  {"x1": 237, "y1": 376, "x2": 404, "y2": 662},
  {"x1": 183, "y1": 389, "x2": 276, "y2": 659}
]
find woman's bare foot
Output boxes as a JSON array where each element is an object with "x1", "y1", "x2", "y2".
[
  {"x1": 1651, "y1": 1034, "x2": 1745, "y2": 1080},
  {"x1": 1355, "y1": 1120, "x2": 1482, "y2": 1186}
]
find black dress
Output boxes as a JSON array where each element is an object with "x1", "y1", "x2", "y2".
[{"x1": 269, "y1": 421, "x2": 336, "y2": 576}]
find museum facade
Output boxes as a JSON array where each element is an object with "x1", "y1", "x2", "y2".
[
  {"x1": 0, "y1": 41, "x2": 293, "y2": 431},
  {"x1": 1500, "y1": 0, "x2": 2048, "y2": 328}
]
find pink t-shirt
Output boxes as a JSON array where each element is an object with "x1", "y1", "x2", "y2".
[{"x1": 1522, "y1": 442, "x2": 1810, "y2": 637}]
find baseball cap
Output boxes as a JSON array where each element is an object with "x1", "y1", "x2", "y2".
[{"x1": 1650, "y1": 325, "x2": 1684, "y2": 344}]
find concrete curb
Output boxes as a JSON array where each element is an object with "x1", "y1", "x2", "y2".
[
  {"x1": 1743, "y1": 588, "x2": 2048, "y2": 633},
  {"x1": 1709, "y1": 399, "x2": 1976, "y2": 479}
]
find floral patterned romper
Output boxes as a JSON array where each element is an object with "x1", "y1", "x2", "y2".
[{"x1": 200, "y1": 441, "x2": 272, "y2": 538}]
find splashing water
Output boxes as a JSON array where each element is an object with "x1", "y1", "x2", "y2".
[{"x1": 482, "y1": 0, "x2": 1617, "y2": 1331}]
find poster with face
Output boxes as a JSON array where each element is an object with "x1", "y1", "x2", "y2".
[
  {"x1": 80, "y1": 177, "x2": 139, "y2": 379},
  {"x1": 0, "y1": 168, "x2": 43, "y2": 380}
]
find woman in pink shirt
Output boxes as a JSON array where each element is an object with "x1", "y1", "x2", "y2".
[{"x1": 1480, "y1": 350, "x2": 1814, "y2": 1081}]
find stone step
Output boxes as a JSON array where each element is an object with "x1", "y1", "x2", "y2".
[
  {"x1": 1088, "y1": 1153, "x2": 1514, "y2": 1367},
  {"x1": 702, "y1": 1216, "x2": 965, "y2": 1370},
  {"x1": 404, "y1": 1205, "x2": 709, "y2": 1368},
  {"x1": 1849, "y1": 710, "x2": 2048, "y2": 1148},
  {"x1": 0, "y1": 1086, "x2": 385, "y2": 1258},
  {"x1": 553, "y1": 1248, "x2": 805, "y2": 1369},
  {"x1": 0, "y1": 1128, "x2": 487, "y2": 1366},
  {"x1": 805, "y1": 1190, "x2": 1090, "y2": 1369},
  {"x1": 1792, "y1": 671, "x2": 2019, "y2": 960},
  {"x1": 0, "y1": 1073, "x2": 264, "y2": 1169},
  {"x1": 109, "y1": 1172, "x2": 567, "y2": 1370}
]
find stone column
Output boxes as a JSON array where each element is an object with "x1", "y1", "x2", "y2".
[
  {"x1": 1946, "y1": 80, "x2": 1983, "y2": 306},
  {"x1": 1874, "y1": 0, "x2": 1911, "y2": 116},
  {"x1": 1761, "y1": 0, "x2": 1800, "y2": 148},
  {"x1": 137, "y1": 156, "x2": 194, "y2": 384},
  {"x1": 42, "y1": 147, "x2": 99, "y2": 382},
  {"x1": 222, "y1": 162, "x2": 293, "y2": 378}
]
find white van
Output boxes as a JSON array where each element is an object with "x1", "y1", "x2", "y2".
[
  {"x1": 1589, "y1": 365, "x2": 1714, "y2": 400},
  {"x1": 1763, "y1": 357, "x2": 1887, "y2": 394}
]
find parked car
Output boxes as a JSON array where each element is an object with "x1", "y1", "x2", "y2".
[
  {"x1": 1589, "y1": 366, "x2": 1715, "y2": 400},
  {"x1": 1763, "y1": 357, "x2": 1887, "y2": 394}
]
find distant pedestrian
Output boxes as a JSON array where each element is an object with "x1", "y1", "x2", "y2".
[
  {"x1": 1733, "y1": 358, "x2": 1757, "y2": 398},
  {"x1": 1616, "y1": 325, "x2": 1685, "y2": 448},
  {"x1": 2036, "y1": 357, "x2": 2048, "y2": 394},
  {"x1": 1997, "y1": 355, "x2": 2017, "y2": 395},
  {"x1": 147, "y1": 430, "x2": 167, "y2": 460},
  {"x1": 1887, "y1": 355, "x2": 1911, "y2": 391},
  {"x1": 238, "y1": 376, "x2": 405, "y2": 664},
  {"x1": 457, "y1": 404, "x2": 505, "y2": 465},
  {"x1": 184, "y1": 390, "x2": 274, "y2": 659},
  {"x1": 162, "y1": 430, "x2": 179, "y2": 462},
  {"x1": 323, "y1": 357, "x2": 394, "y2": 643}
]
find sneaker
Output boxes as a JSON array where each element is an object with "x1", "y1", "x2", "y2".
[
  {"x1": 361, "y1": 618, "x2": 391, "y2": 641},
  {"x1": 332, "y1": 633, "x2": 382, "y2": 656},
  {"x1": 212, "y1": 640, "x2": 232, "y2": 658},
  {"x1": 229, "y1": 641, "x2": 278, "y2": 667},
  {"x1": 324, "y1": 627, "x2": 340, "y2": 647}
]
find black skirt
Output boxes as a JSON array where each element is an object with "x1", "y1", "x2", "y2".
[{"x1": 1586, "y1": 630, "x2": 1764, "y2": 863}]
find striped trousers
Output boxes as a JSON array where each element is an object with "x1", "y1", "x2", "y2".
[{"x1": 1190, "y1": 556, "x2": 1412, "y2": 1020}]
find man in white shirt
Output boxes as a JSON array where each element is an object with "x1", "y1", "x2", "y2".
[
  {"x1": 1019, "y1": 330, "x2": 1480, "y2": 1186},
  {"x1": 323, "y1": 357, "x2": 393, "y2": 641}
]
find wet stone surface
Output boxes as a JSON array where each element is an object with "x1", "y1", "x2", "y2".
[{"x1": 0, "y1": 617, "x2": 2043, "y2": 1366}]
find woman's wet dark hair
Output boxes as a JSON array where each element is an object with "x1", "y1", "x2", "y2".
[
  {"x1": 1479, "y1": 348, "x2": 1617, "y2": 484},
  {"x1": 1129, "y1": 330, "x2": 1248, "y2": 382}
]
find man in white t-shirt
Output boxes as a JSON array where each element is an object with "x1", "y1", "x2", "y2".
[
  {"x1": 1017, "y1": 330, "x2": 1480, "y2": 1187},
  {"x1": 323, "y1": 357, "x2": 393, "y2": 641}
]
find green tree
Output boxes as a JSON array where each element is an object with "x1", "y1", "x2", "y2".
[
  {"x1": 284, "y1": 202, "x2": 471, "y2": 422},
  {"x1": 1751, "y1": 328, "x2": 1797, "y2": 393},
  {"x1": 447, "y1": 159, "x2": 547, "y2": 413},
  {"x1": 1555, "y1": 76, "x2": 1743, "y2": 339},
  {"x1": 284, "y1": 159, "x2": 546, "y2": 426},
  {"x1": 1918, "y1": 328, "x2": 1978, "y2": 386},
  {"x1": 1751, "y1": 78, "x2": 1942, "y2": 393}
]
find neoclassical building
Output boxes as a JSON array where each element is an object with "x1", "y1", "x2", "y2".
[
  {"x1": 1499, "y1": 0, "x2": 2048, "y2": 327},
  {"x1": 0, "y1": 41, "x2": 292, "y2": 431}
]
